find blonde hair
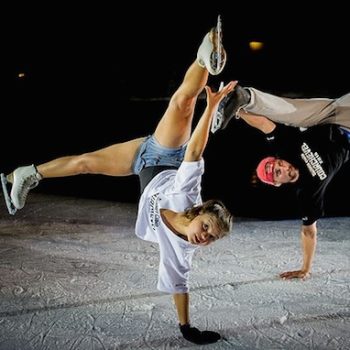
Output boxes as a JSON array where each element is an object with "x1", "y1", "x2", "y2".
[{"x1": 184, "y1": 199, "x2": 233, "y2": 238}]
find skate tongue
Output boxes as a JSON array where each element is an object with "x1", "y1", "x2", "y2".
[{"x1": 1, "y1": 173, "x2": 17, "y2": 215}]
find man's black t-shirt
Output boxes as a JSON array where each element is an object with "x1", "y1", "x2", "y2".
[{"x1": 265, "y1": 124, "x2": 349, "y2": 225}]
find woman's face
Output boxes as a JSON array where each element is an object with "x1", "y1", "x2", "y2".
[{"x1": 186, "y1": 213, "x2": 222, "y2": 246}]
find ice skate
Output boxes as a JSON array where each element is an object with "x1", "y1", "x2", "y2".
[
  {"x1": 211, "y1": 84, "x2": 251, "y2": 133},
  {"x1": 1, "y1": 173, "x2": 17, "y2": 215},
  {"x1": 1, "y1": 165, "x2": 42, "y2": 213},
  {"x1": 197, "y1": 15, "x2": 226, "y2": 75},
  {"x1": 211, "y1": 81, "x2": 225, "y2": 133}
]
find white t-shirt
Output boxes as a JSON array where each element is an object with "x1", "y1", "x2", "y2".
[{"x1": 135, "y1": 159, "x2": 204, "y2": 294}]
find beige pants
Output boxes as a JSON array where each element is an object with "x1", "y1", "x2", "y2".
[{"x1": 245, "y1": 88, "x2": 350, "y2": 130}]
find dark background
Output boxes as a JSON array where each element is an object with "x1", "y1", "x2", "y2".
[{"x1": 2, "y1": 4, "x2": 350, "y2": 219}]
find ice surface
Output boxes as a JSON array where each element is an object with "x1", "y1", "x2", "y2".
[{"x1": 0, "y1": 193, "x2": 349, "y2": 349}]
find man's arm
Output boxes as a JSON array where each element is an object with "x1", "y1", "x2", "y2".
[
  {"x1": 280, "y1": 222, "x2": 317, "y2": 280},
  {"x1": 238, "y1": 109, "x2": 318, "y2": 280},
  {"x1": 184, "y1": 81, "x2": 236, "y2": 162},
  {"x1": 238, "y1": 110, "x2": 276, "y2": 134}
]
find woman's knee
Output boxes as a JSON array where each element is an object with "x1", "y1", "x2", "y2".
[
  {"x1": 73, "y1": 153, "x2": 98, "y2": 174},
  {"x1": 170, "y1": 93, "x2": 195, "y2": 115}
]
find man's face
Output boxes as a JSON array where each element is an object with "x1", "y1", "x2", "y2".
[{"x1": 271, "y1": 159, "x2": 299, "y2": 186}]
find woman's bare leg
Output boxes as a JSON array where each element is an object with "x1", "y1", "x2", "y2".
[
  {"x1": 154, "y1": 23, "x2": 225, "y2": 148},
  {"x1": 154, "y1": 61, "x2": 208, "y2": 148},
  {"x1": 154, "y1": 22, "x2": 226, "y2": 149},
  {"x1": 37, "y1": 137, "x2": 145, "y2": 178},
  {"x1": 4, "y1": 137, "x2": 146, "y2": 211}
]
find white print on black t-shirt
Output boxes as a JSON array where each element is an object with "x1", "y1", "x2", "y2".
[
  {"x1": 149, "y1": 193, "x2": 161, "y2": 231},
  {"x1": 300, "y1": 142, "x2": 327, "y2": 180}
]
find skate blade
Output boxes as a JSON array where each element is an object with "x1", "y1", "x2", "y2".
[
  {"x1": 1, "y1": 173, "x2": 17, "y2": 215},
  {"x1": 216, "y1": 15, "x2": 222, "y2": 72}
]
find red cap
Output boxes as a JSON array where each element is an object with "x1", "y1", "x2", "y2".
[{"x1": 256, "y1": 157, "x2": 276, "y2": 185}]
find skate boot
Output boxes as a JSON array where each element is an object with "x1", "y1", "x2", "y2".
[
  {"x1": 3, "y1": 165, "x2": 42, "y2": 212},
  {"x1": 197, "y1": 15, "x2": 226, "y2": 75},
  {"x1": 211, "y1": 84, "x2": 251, "y2": 133}
]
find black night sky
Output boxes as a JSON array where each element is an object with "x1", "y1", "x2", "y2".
[{"x1": 3, "y1": 4, "x2": 350, "y2": 219}]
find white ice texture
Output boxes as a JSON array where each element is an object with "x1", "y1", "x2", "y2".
[{"x1": 0, "y1": 193, "x2": 349, "y2": 349}]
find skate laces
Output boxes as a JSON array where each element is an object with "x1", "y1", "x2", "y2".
[{"x1": 211, "y1": 82, "x2": 226, "y2": 133}]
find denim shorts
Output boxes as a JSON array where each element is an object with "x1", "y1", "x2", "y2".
[{"x1": 132, "y1": 135, "x2": 187, "y2": 175}]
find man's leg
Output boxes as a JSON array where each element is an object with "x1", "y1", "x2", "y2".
[
  {"x1": 333, "y1": 93, "x2": 350, "y2": 130},
  {"x1": 213, "y1": 85, "x2": 349, "y2": 131},
  {"x1": 244, "y1": 88, "x2": 338, "y2": 128},
  {"x1": 154, "y1": 22, "x2": 226, "y2": 148}
]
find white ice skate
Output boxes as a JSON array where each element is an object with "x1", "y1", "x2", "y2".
[
  {"x1": 1, "y1": 165, "x2": 42, "y2": 214},
  {"x1": 197, "y1": 15, "x2": 226, "y2": 76},
  {"x1": 1, "y1": 173, "x2": 17, "y2": 215}
]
